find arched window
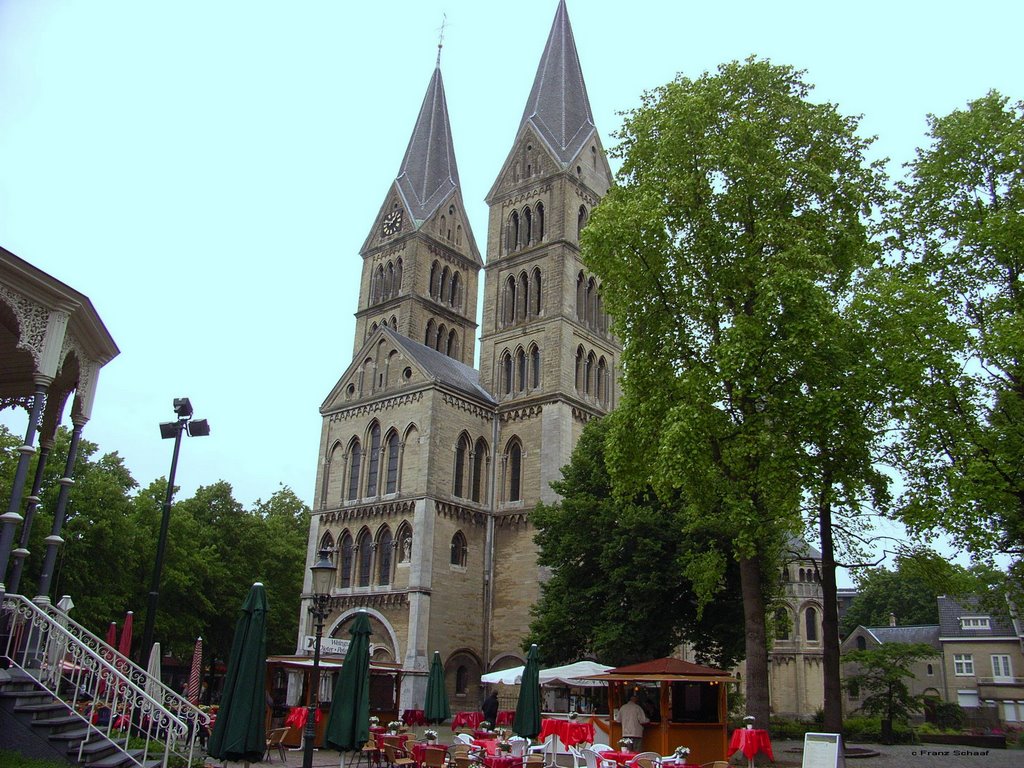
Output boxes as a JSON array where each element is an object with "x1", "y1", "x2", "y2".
[
  {"x1": 372, "y1": 265, "x2": 385, "y2": 303},
  {"x1": 507, "y1": 211, "x2": 520, "y2": 252},
  {"x1": 531, "y1": 268, "x2": 542, "y2": 316},
  {"x1": 440, "y1": 266, "x2": 450, "y2": 303},
  {"x1": 517, "y1": 272, "x2": 529, "y2": 320},
  {"x1": 502, "y1": 352, "x2": 513, "y2": 395},
  {"x1": 504, "y1": 276, "x2": 516, "y2": 326},
  {"x1": 456, "y1": 665, "x2": 469, "y2": 695},
  {"x1": 516, "y1": 349, "x2": 527, "y2": 392},
  {"x1": 440, "y1": 214, "x2": 447, "y2": 239},
  {"x1": 425, "y1": 319, "x2": 435, "y2": 347},
  {"x1": 508, "y1": 441, "x2": 522, "y2": 502},
  {"x1": 384, "y1": 262, "x2": 395, "y2": 300},
  {"x1": 531, "y1": 345, "x2": 541, "y2": 389},
  {"x1": 347, "y1": 439, "x2": 362, "y2": 501},
  {"x1": 454, "y1": 434, "x2": 470, "y2": 498},
  {"x1": 586, "y1": 278, "x2": 597, "y2": 327},
  {"x1": 577, "y1": 205, "x2": 588, "y2": 237},
  {"x1": 390, "y1": 315, "x2": 397, "y2": 330},
  {"x1": 366, "y1": 423, "x2": 381, "y2": 496},
  {"x1": 356, "y1": 529, "x2": 373, "y2": 587},
  {"x1": 472, "y1": 438, "x2": 487, "y2": 503},
  {"x1": 806, "y1": 607, "x2": 818, "y2": 641},
  {"x1": 377, "y1": 527, "x2": 393, "y2": 585},
  {"x1": 576, "y1": 272, "x2": 586, "y2": 320},
  {"x1": 856, "y1": 636, "x2": 867, "y2": 651},
  {"x1": 597, "y1": 357, "x2": 607, "y2": 404},
  {"x1": 395, "y1": 258, "x2": 403, "y2": 295},
  {"x1": 429, "y1": 261, "x2": 439, "y2": 299},
  {"x1": 575, "y1": 346, "x2": 584, "y2": 390},
  {"x1": 397, "y1": 525, "x2": 412, "y2": 563},
  {"x1": 450, "y1": 531, "x2": 467, "y2": 567},
  {"x1": 436, "y1": 323, "x2": 447, "y2": 352},
  {"x1": 585, "y1": 352, "x2": 595, "y2": 395},
  {"x1": 447, "y1": 329, "x2": 457, "y2": 358},
  {"x1": 524, "y1": 206, "x2": 533, "y2": 246},
  {"x1": 319, "y1": 532, "x2": 335, "y2": 558},
  {"x1": 536, "y1": 203, "x2": 545, "y2": 242},
  {"x1": 339, "y1": 532, "x2": 354, "y2": 589},
  {"x1": 451, "y1": 272, "x2": 461, "y2": 309},
  {"x1": 384, "y1": 431, "x2": 399, "y2": 494},
  {"x1": 775, "y1": 608, "x2": 790, "y2": 640}
]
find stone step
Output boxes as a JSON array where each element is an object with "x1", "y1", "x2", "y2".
[
  {"x1": 16, "y1": 701, "x2": 68, "y2": 714},
  {"x1": 88, "y1": 748, "x2": 148, "y2": 768},
  {"x1": 48, "y1": 726, "x2": 91, "y2": 743},
  {"x1": 32, "y1": 713, "x2": 81, "y2": 728}
]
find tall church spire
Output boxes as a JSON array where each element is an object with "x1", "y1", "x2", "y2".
[
  {"x1": 519, "y1": 0, "x2": 596, "y2": 167},
  {"x1": 395, "y1": 65, "x2": 461, "y2": 226}
]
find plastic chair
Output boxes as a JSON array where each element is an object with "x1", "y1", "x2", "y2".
[
  {"x1": 509, "y1": 739, "x2": 527, "y2": 758},
  {"x1": 456, "y1": 734, "x2": 475, "y2": 745},
  {"x1": 264, "y1": 727, "x2": 289, "y2": 762}
]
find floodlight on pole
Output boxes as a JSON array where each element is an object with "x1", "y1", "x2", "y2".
[{"x1": 139, "y1": 397, "x2": 210, "y2": 663}]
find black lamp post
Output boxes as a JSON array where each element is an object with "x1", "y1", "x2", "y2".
[
  {"x1": 303, "y1": 550, "x2": 335, "y2": 768},
  {"x1": 140, "y1": 397, "x2": 210, "y2": 663}
]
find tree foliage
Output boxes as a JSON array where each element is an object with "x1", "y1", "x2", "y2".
[
  {"x1": 888, "y1": 91, "x2": 1024, "y2": 580},
  {"x1": 529, "y1": 416, "x2": 748, "y2": 668},
  {"x1": 581, "y1": 57, "x2": 887, "y2": 727}
]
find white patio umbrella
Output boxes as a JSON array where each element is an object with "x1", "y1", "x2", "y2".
[
  {"x1": 145, "y1": 642, "x2": 163, "y2": 700},
  {"x1": 44, "y1": 595, "x2": 75, "y2": 685},
  {"x1": 539, "y1": 661, "x2": 612, "y2": 687},
  {"x1": 481, "y1": 665, "x2": 525, "y2": 685}
]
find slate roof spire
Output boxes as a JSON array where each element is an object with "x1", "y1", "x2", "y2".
[
  {"x1": 519, "y1": 0, "x2": 597, "y2": 167},
  {"x1": 395, "y1": 64, "x2": 461, "y2": 225}
]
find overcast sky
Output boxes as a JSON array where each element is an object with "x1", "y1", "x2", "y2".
[{"x1": 1, "y1": 1, "x2": 1020, "y2": 578}]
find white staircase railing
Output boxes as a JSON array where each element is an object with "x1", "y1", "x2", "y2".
[{"x1": 1, "y1": 594, "x2": 205, "y2": 768}]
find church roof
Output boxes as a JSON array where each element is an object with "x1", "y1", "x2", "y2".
[
  {"x1": 863, "y1": 625, "x2": 940, "y2": 648},
  {"x1": 518, "y1": 0, "x2": 596, "y2": 167},
  {"x1": 395, "y1": 66, "x2": 461, "y2": 225},
  {"x1": 381, "y1": 327, "x2": 495, "y2": 404}
]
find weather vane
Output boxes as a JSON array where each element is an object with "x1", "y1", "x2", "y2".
[{"x1": 436, "y1": 13, "x2": 447, "y2": 66}]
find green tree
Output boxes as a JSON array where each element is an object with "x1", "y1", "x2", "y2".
[
  {"x1": 889, "y1": 91, "x2": 1024, "y2": 584},
  {"x1": 843, "y1": 643, "x2": 938, "y2": 744},
  {"x1": 582, "y1": 58, "x2": 887, "y2": 727},
  {"x1": 529, "y1": 416, "x2": 748, "y2": 668}
]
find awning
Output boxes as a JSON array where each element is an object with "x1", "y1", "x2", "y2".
[{"x1": 481, "y1": 660, "x2": 613, "y2": 687}]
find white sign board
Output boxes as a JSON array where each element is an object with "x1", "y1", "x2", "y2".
[
  {"x1": 802, "y1": 732, "x2": 845, "y2": 768},
  {"x1": 304, "y1": 635, "x2": 349, "y2": 656}
]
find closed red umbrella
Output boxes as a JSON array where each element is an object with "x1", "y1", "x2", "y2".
[
  {"x1": 187, "y1": 636, "x2": 203, "y2": 704},
  {"x1": 118, "y1": 611, "x2": 133, "y2": 659}
]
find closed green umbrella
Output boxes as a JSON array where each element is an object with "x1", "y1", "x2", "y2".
[
  {"x1": 423, "y1": 651, "x2": 450, "y2": 724},
  {"x1": 512, "y1": 643, "x2": 541, "y2": 739},
  {"x1": 208, "y1": 583, "x2": 268, "y2": 763},
  {"x1": 325, "y1": 610, "x2": 372, "y2": 760}
]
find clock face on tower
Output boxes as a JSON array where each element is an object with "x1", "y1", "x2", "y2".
[{"x1": 382, "y1": 209, "x2": 403, "y2": 236}]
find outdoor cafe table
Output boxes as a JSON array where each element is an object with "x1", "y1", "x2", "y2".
[
  {"x1": 496, "y1": 710, "x2": 515, "y2": 726},
  {"x1": 597, "y1": 751, "x2": 637, "y2": 767},
  {"x1": 471, "y1": 738, "x2": 498, "y2": 755},
  {"x1": 452, "y1": 711, "x2": 484, "y2": 730},
  {"x1": 412, "y1": 742, "x2": 450, "y2": 766},
  {"x1": 727, "y1": 729, "x2": 774, "y2": 761},
  {"x1": 539, "y1": 718, "x2": 594, "y2": 747},
  {"x1": 483, "y1": 756, "x2": 519, "y2": 768}
]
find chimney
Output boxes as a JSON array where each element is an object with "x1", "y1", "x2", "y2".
[{"x1": 889, "y1": 612, "x2": 896, "y2": 627}]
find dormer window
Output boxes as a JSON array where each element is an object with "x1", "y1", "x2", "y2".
[{"x1": 960, "y1": 616, "x2": 990, "y2": 630}]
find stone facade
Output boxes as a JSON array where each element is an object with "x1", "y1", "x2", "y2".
[{"x1": 297, "y1": 1, "x2": 619, "y2": 714}]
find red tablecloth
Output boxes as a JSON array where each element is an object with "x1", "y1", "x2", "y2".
[
  {"x1": 727, "y1": 729, "x2": 773, "y2": 761},
  {"x1": 370, "y1": 726, "x2": 386, "y2": 735},
  {"x1": 496, "y1": 710, "x2": 515, "y2": 726},
  {"x1": 597, "y1": 751, "x2": 637, "y2": 766},
  {"x1": 539, "y1": 718, "x2": 595, "y2": 747},
  {"x1": 452, "y1": 711, "x2": 484, "y2": 729},
  {"x1": 284, "y1": 707, "x2": 323, "y2": 729},
  {"x1": 472, "y1": 739, "x2": 498, "y2": 755},
  {"x1": 403, "y1": 709, "x2": 427, "y2": 726},
  {"x1": 412, "y1": 743, "x2": 450, "y2": 766},
  {"x1": 484, "y1": 757, "x2": 519, "y2": 768}
]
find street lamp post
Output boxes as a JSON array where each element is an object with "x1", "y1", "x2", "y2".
[
  {"x1": 303, "y1": 550, "x2": 336, "y2": 768},
  {"x1": 139, "y1": 397, "x2": 210, "y2": 663}
]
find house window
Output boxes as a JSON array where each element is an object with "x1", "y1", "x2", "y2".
[
  {"x1": 992, "y1": 655, "x2": 1013, "y2": 680},
  {"x1": 960, "y1": 616, "x2": 991, "y2": 630},
  {"x1": 927, "y1": 663, "x2": 934, "y2": 676},
  {"x1": 954, "y1": 654, "x2": 975, "y2": 676},
  {"x1": 805, "y1": 607, "x2": 818, "y2": 641},
  {"x1": 856, "y1": 636, "x2": 867, "y2": 651}
]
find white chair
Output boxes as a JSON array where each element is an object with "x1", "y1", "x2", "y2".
[
  {"x1": 590, "y1": 745, "x2": 612, "y2": 755},
  {"x1": 456, "y1": 734, "x2": 475, "y2": 745},
  {"x1": 630, "y1": 753, "x2": 661, "y2": 768},
  {"x1": 509, "y1": 739, "x2": 527, "y2": 758}
]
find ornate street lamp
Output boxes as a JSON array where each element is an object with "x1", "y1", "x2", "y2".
[
  {"x1": 303, "y1": 549, "x2": 336, "y2": 768},
  {"x1": 140, "y1": 397, "x2": 210, "y2": 662}
]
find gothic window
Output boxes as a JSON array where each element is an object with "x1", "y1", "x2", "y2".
[
  {"x1": 805, "y1": 607, "x2": 818, "y2": 641},
  {"x1": 450, "y1": 531, "x2": 467, "y2": 567},
  {"x1": 436, "y1": 323, "x2": 447, "y2": 352},
  {"x1": 456, "y1": 666, "x2": 468, "y2": 695},
  {"x1": 472, "y1": 438, "x2": 488, "y2": 503},
  {"x1": 347, "y1": 439, "x2": 362, "y2": 501},
  {"x1": 516, "y1": 348, "x2": 527, "y2": 392},
  {"x1": 586, "y1": 278, "x2": 597, "y2": 327},
  {"x1": 339, "y1": 532, "x2": 354, "y2": 588},
  {"x1": 597, "y1": 357, "x2": 607, "y2": 404},
  {"x1": 454, "y1": 434, "x2": 470, "y2": 498},
  {"x1": 319, "y1": 532, "x2": 334, "y2": 557},
  {"x1": 591, "y1": 145, "x2": 597, "y2": 169},
  {"x1": 585, "y1": 352, "x2": 595, "y2": 395},
  {"x1": 530, "y1": 345, "x2": 541, "y2": 389},
  {"x1": 384, "y1": 431, "x2": 399, "y2": 494},
  {"x1": 356, "y1": 529, "x2": 373, "y2": 587},
  {"x1": 775, "y1": 608, "x2": 790, "y2": 640},
  {"x1": 447, "y1": 329, "x2": 457, "y2": 358},
  {"x1": 536, "y1": 203, "x2": 545, "y2": 242},
  {"x1": 508, "y1": 211, "x2": 520, "y2": 253},
  {"x1": 576, "y1": 272, "x2": 586, "y2": 320},
  {"x1": 440, "y1": 266, "x2": 450, "y2": 303},
  {"x1": 395, "y1": 258, "x2": 403, "y2": 295},
  {"x1": 456, "y1": 225, "x2": 462, "y2": 245},
  {"x1": 429, "y1": 261, "x2": 439, "y2": 299},
  {"x1": 377, "y1": 527, "x2": 393, "y2": 585},
  {"x1": 517, "y1": 272, "x2": 528, "y2": 321},
  {"x1": 508, "y1": 440, "x2": 522, "y2": 502},
  {"x1": 385, "y1": 262, "x2": 395, "y2": 300},
  {"x1": 531, "y1": 268, "x2": 542, "y2": 315},
  {"x1": 366, "y1": 423, "x2": 381, "y2": 497},
  {"x1": 425, "y1": 319, "x2": 435, "y2": 347},
  {"x1": 578, "y1": 205, "x2": 588, "y2": 238},
  {"x1": 504, "y1": 276, "x2": 516, "y2": 326},
  {"x1": 372, "y1": 265, "x2": 385, "y2": 303},
  {"x1": 451, "y1": 272, "x2": 461, "y2": 309},
  {"x1": 575, "y1": 346, "x2": 584, "y2": 390},
  {"x1": 502, "y1": 352, "x2": 513, "y2": 395},
  {"x1": 396, "y1": 525, "x2": 412, "y2": 563},
  {"x1": 440, "y1": 215, "x2": 447, "y2": 240},
  {"x1": 856, "y1": 636, "x2": 867, "y2": 651},
  {"x1": 390, "y1": 315, "x2": 397, "y2": 330},
  {"x1": 524, "y1": 206, "x2": 533, "y2": 246}
]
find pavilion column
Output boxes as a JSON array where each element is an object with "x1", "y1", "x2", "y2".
[
  {"x1": 34, "y1": 416, "x2": 86, "y2": 605},
  {"x1": 6, "y1": 437, "x2": 53, "y2": 596},
  {"x1": 0, "y1": 381, "x2": 48, "y2": 601}
]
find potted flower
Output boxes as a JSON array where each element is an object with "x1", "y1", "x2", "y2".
[
  {"x1": 424, "y1": 729, "x2": 438, "y2": 744},
  {"x1": 568, "y1": 711, "x2": 579, "y2": 722},
  {"x1": 480, "y1": 721, "x2": 493, "y2": 733},
  {"x1": 369, "y1": 716, "x2": 380, "y2": 727},
  {"x1": 672, "y1": 746, "x2": 690, "y2": 761},
  {"x1": 743, "y1": 715, "x2": 755, "y2": 730},
  {"x1": 617, "y1": 738, "x2": 635, "y2": 752},
  {"x1": 388, "y1": 720, "x2": 403, "y2": 735}
]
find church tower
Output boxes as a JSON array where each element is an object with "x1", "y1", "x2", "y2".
[
  {"x1": 479, "y1": 0, "x2": 619, "y2": 662},
  {"x1": 353, "y1": 63, "x2": 482, "y2": 368}
]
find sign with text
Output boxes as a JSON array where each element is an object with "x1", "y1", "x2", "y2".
[
  {"x1": 802, "y1": 732, "x2": 845, "y2": 768},
  {"x1": 304, "y1": 635, "x2": 349, "y2": 656}
]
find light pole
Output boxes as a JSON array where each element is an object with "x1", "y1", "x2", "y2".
[
  {"x1": 139, "y1": 397, "x2": 210, "y2": 663},
  {"x1": 303, "y1": 550, "x2": 335, "y2": 768}
]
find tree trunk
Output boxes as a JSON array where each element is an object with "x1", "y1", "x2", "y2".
[
  {"x1": 739, "y1": 555, "x2": 771, "y2": 728},
  {"x1": 819, "y1": 493, "x2": 844, "y2": 733}
]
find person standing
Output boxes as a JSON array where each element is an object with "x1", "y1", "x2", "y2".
[
  {"x1": 482, "y1": 690, "x2": 499, "y2": 724},
  {"x1": 617, "y1": 694, "x2": 648, "y2": 748}
]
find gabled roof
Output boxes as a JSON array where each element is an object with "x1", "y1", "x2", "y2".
[
  {"x1": 381, "y1": 327, "x2": 494, "y2": 404},
  {"x1": 585, "y1": 656, "x2": 735, "y2": 682},
  {"x1": 395, "y1": 66, "x2": 461, "y2": 225},
  {"x1": 518, "y1": 0, "x2": 596, "y2": 167},
  {"x1": 863, "y1": 625, "x2": 940, "y2": 648},
  {"x1": 937, "y1": 595, "x2": 1018, "y2": 639}
]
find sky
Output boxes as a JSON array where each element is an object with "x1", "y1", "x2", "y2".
[{"x1": 1, "y1": 1, "x2": 1021, "y2": 578}]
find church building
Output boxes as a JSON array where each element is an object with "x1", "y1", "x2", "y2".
[{"x1": 297, "y1": 0, "x2": 619, "y2": 711}]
